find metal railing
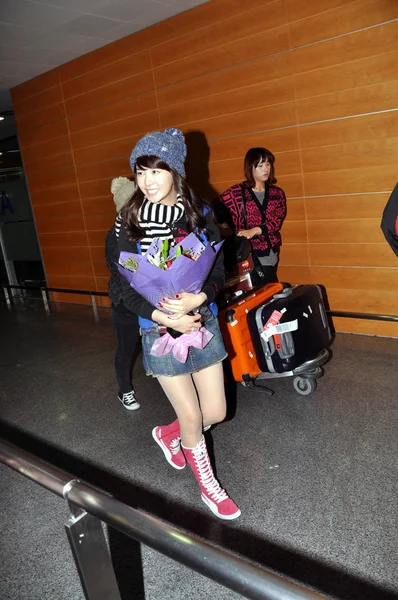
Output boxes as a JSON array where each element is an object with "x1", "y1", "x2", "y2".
[
  {"x1": 2, "y1": 282, "x2": 398, "y2": 325},
  {"x1": 2, "y1": 283, "x2": 108, "y2": 322},
  {"x1": 0, "y1": 439, "x2": 326, "y2": 600},
  {"x1": 327, "y1": 310, "x2": 398, "y2": 322}
]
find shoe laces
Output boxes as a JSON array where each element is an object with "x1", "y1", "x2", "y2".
[
  {"x1": 193, "y1": 446, "x2": 228, "y2": 504},
  {"x1": 123, "y1": 391, "x2": 137, "y2": 405},
  {"x1": 169, "y1": 437, "x2": 181, "y2": 455}
]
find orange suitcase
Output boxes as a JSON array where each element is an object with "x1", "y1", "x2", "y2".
[{"x1": 219, "y1": 282, "x2": 283, "y2": 382}]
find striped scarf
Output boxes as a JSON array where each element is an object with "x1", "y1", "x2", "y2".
[{"x1": 138, "y1": 197, "x2": 185, "y2": 252}]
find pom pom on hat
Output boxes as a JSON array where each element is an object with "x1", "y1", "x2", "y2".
[
  {"x1": 129, "y1": 128, "x2": 187, "y2": 177},
  {"x1": 111, "y1": 176, "x2": 136, "y2": 212}
]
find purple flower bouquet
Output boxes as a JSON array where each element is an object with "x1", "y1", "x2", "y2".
[{"x1": 117, "y1": 233, "x2": 223, "y2": 362}]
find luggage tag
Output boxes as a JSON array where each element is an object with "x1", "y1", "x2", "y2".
[
  {"x1": 261, "y1": 311, "x2": 298, "y2": 343},
  {"x1": 262, "y1": 310, "x2": 283, "y2": 351}
]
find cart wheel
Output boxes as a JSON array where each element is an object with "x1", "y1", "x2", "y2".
[{"x1": 293, "y1": 376, "x2": 317, "y2": 396}]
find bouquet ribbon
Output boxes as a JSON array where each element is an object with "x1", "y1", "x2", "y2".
[{"x1": 150, "y1": 327, "x2": 214, "y2": 363}]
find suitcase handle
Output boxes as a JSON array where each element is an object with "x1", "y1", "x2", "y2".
[{"x1": 273, "y1": 287, "x2": 293, "y2": 299}]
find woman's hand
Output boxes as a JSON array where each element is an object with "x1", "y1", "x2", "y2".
[
  {"x1": 159, "y1": 292, "x2": 207, "y2": 319},
  {"x1": 152, "y1": 309, "x2": 202, "y2": 334},
  {"x1": 237, "y1": 227, "x2": 262, "y2": 240}
]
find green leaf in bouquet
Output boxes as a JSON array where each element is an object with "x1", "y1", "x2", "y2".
[
  {"x1": 175, "y1": 245, "x2": 182, "y2": 258},
  {"x1": 120, "y1": 256, "x2": 138, "y2": 272},
  {"x1": 161, "y1": 238, "x2": 169, "y2": 260}
]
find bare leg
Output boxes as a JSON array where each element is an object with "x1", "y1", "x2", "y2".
[
  {"x1": 192, "y1": 362, "x2": 226, "y2": 429},
  {"x1": 157, "y1": 374, "x2": 202, "y2": 448}
]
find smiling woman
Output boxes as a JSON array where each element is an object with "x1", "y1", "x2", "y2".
[
  {"x1": 116, "y1": 128, "x2": 241, "y2": 521},
  {"x1": 135, "y1": 162, "x2": 175, "y2": 205}
]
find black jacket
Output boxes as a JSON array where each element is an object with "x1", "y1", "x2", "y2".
[
  {"x1": 117, "y1": 209, "x2": 225, "y2": 320},
  {"x1": 105, "y1": 226, "x2": 123, "y2": 305},
  {"x1": 381, "y1": 183, "x2": 398, "y2": 257}
]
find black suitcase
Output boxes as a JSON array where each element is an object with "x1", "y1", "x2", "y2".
[{"x1": 247, "y1": 285, "x2": 331, "y2": 374}]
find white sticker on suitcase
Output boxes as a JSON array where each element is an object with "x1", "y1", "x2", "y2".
[{"x1": 260, "y1": 319, "x2": 298, "y2": 341}]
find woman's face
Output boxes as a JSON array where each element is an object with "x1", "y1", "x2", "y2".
[
  {"x1": 135, "y1": 166, "x2": 176, "y2": 205},
  {"x1": 252, "y1": 158, "x2": 271, "y2": 184}
]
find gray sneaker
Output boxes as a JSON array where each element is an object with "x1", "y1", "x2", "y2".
[{"x1": 118, "y1": 390, "x2": 140, "y2": 411}]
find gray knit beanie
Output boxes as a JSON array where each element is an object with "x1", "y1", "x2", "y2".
[
  {"x1": 111, "y1": 177, "x2": 136, "y2": 212},
  {"x1": 129, "y1": 128, "x2": 187, "y2": 177}
]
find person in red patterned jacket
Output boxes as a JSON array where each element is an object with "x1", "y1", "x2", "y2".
[{"x1": 217, "y1": 147, "x2": 287, "y2": 282}]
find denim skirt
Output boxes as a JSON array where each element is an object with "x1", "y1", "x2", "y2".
[{"x1": 142, "y1": 308, "x2": 227, "y2": 377}]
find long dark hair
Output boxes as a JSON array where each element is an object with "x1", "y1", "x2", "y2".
[
  {"x1": 121, "y1": 155, "x2": 209, "y2": 242},
  {"x1": 243, "y1": 147, "x2": 277, "y2": 187}
]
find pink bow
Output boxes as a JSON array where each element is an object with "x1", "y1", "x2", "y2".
[{"x1": 150, "y1": 327, "x2": 214, "y2": 363}]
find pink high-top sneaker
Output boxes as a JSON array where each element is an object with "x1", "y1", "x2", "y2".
[
  {"x1": 152, "y1": 419, "x2": 186, "y2": 469},
  {"x1": 182, "y1": 436, "x2": 241, "y2": 520}
]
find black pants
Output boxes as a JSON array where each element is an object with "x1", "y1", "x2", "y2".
[
  {"x1": 260, "y1": 263, "x2": 279, "y2": 283},
  {"x1": 111, "y1": 304, "x2": 140, "y2": 395}
]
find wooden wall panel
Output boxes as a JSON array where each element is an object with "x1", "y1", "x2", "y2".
[
  {"x1": 177, "y1": 102, "x2": 297, "y2": 141},
  {"x1": 14, "y1": 86, "x2": 63, "y2": 119},
  {"x1": 307, "y1": 219, "x2": 386, "y2": 244},
  {"x1": 153, "y1": 26, "x2": 290, "y2": 88},
  {"x1": 33, "y1": 200, "x2": 83, "y2": 220},
  {"x1": 294, "y1": 50, "x2": 398, "y2": 100},
  {"x1": 208, "y1": 128, "x2": 299, "y2": 162},
  {"x1": 35, "y1": 215, "x2": 86, "y2": 235},
  {"x1": 151, "y1": 0, "x2": 287, "y2": 67},
  {"x1": 19, "y1": 120, "x2": 69, "y2": 149},
  {"x1": 64, "y1": 70, "x2": 154, "y2": 115},
  {"x1": 70, "y1": 111, "x2": 160, "y2": 150},
  {"x1": 301, "y1": 139, "x2": 398, "y2": 174},
  {"x1": 24, "y1": 152, "x2": 74, "y2": 177},
  {"x1": 15, "y1": 103, "x2": 65, "y2": 133},
  {"x1": 279, "y1": 243, "x2": 310, "y2": 265},
  {"x1": 68, "y1": 91, "x2": 157, "y2": 135},
  {"x1": 160, "y1": 77, "x2": 295, "y2": 127},
  {"x1": 74, "y1": 135, "x2": 141, "y2": 166},
  {"x1": 59, "y1": 30, "x2": 150, "y2": 82},
  {"x1": 157, "y1": 52, "x2": 293, "y2": 109},
  {"x1": 309, "y1": 244, "x2": 398, "y2": 268},
  {"x1": 29, "y1": 184, "x2": 80, "y2": 206},
  {"x1": 303, "y1": 165, "x2": 397, "y2": 197},
  {"x1": 62, "y1": 51, "x2": 152, "y2": 100},
  {"x1": 11, "y1": 0, "x2": 398, "y2": 335},
  {"x1": 147, "y1": 0, "x2": 271, "y2": 46},
  {"x1": 286, "y1": 0, "x2": 357, "y2": 22},
  {"x1": 332, "y1": 318, "x2": 398, "y2": 337},
  {"x1": 297, "y1": 80, "x2": 398, "y2": 123},
  {"x1": 324, "y1": 287, "x2": 398, "y2": 315},
  {"x1": 22, "y1": 136, "x2": 72, "y2": 163},
  {"x1": 299, "y1": 112, "x2": 398, "y2": 150},
  {"x1": 289, "y1": 0, "x2": 398, "y2": 48},
  {"x1": 290, "y1": 20, "x2": 398, "y2": 74},
  {"x1": 12, "y1": 70, "x2": 59, "y2": 105},
  {"x1": 306, "y1": 194, "x2": 390, "y2": 220}
]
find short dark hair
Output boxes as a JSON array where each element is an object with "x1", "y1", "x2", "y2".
[{"x1": 243, "y1": 147, "x2": 277, "y2": 187}]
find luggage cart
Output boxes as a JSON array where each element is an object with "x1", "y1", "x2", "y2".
[{"x1": 219, "y1": 283, "x2": 331, "y2": 397}]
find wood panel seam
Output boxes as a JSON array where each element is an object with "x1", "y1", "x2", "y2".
[{"x1": 59, "y1": 74, "x2": 98, "y2": 291}]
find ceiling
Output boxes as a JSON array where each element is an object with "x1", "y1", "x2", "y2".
[{"x1": 0, "y1": 0, "x2": 209, "y2": 152}]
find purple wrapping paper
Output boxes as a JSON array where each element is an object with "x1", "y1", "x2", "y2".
[{"x1": 116, "y1": 232, "x2": 223, "y2": 310}]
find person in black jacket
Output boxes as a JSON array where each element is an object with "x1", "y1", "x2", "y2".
[
  {"x1": 106, "y1": 177, "x2": 140, "y2": 410},
  {"x1": 117, "y1": 128, "x2": 240, "y2": 520},
  {"x1": 381, "y1": 182, "x2": 398, "y2": 257}
]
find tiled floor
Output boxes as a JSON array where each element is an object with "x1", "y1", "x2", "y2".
[{"x1": 1, "y1": 302, "x2": 397, "y2": 600}]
